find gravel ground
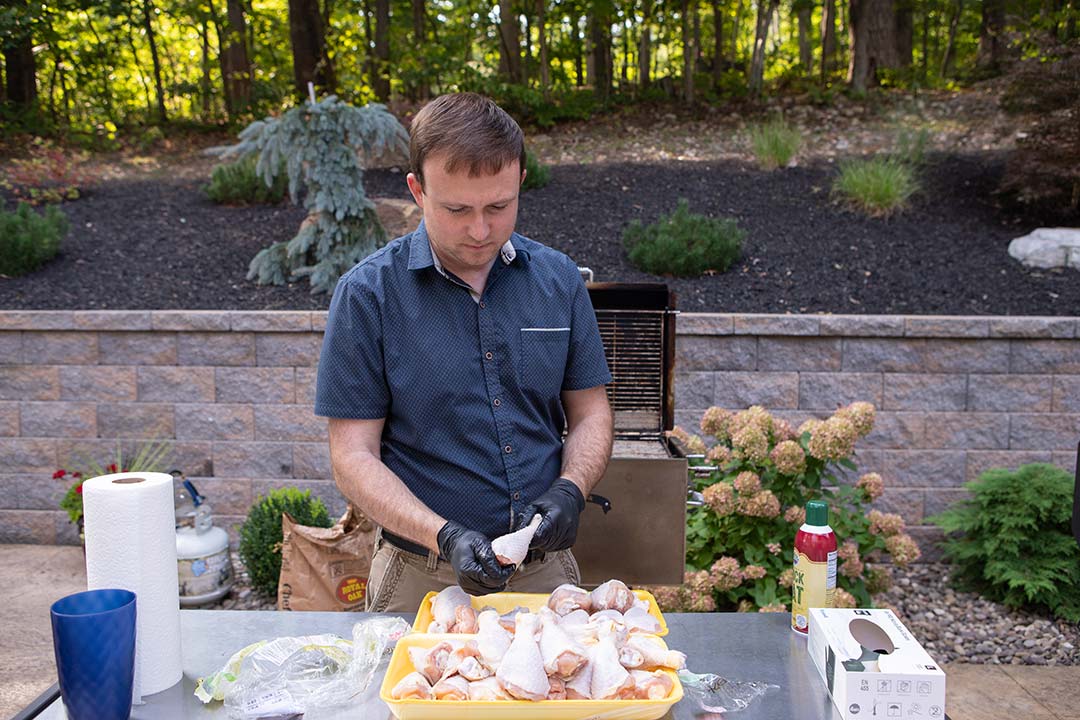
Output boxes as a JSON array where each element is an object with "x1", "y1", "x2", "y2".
[{"x1": 195, "y1": 554, "x2": 1078, "y2": 666}]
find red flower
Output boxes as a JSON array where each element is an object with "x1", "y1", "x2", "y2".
[
  {"x1": 53, "y1": 470, "x2": 67, "y2": 479},
  {"x1": 75, "y1": 485, "x2": 83, "y2": 495},
  {"x1": 107, "y1": 463, "x2": 118, "y2": 473},
  {"x1": 73, "y1": 472, "x2": 81, "y2": 478}
]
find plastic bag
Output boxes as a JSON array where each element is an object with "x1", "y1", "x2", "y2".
[
  {"x1": 677, "y1": 669, "x2": 778, "y2": 714},
  {"x1": 195, "y1": 616, "x2": 410, "y2": 718}
]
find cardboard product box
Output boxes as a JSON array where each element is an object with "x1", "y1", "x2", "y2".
[{"x1": 807, "y1": 607, "x2": 946, "y2": 720}]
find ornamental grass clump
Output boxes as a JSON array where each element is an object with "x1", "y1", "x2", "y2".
[
  {"x1": 521, "y1": 150, "x2": 551, "y2": 190},
  {"x1": 748, "y1": 117, "x2": 802, "y2": 170},
  {"x1": 0, "y1": 199, "x2": 69, "y2": 277},
  {"x1": 622, "y1": 199, "x2": 743, "y2": 278},
  {"x1": 652, "y1": 402, "x2": 920, "y2": 613},
  {"x1": 929, "y1": 463, "x2": 1080, "y2": 622},
  {"x1": 833, "y1": 156, "x2": 919, "y2": 217},
  {"x1": 204, "y1": 154, "x2": 288, "y2": 205}
]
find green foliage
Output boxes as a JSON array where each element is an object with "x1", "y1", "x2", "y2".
[
  {"x1": 0, "y1": 200, "x2": 68, "y2": 277},
  {"x1": 833, "y1": 157, "x2": 920, "y2": 216},
  {"x1": 55, "y1": 440, "x2": 173, "y2": 526},
  {"x1": 623, "y1": 199, "x2": 743, "y2": 277},
  {"x1": 204, "y1": 154, "x2": 288, "y2": 205},
  {"x1": 238, "y1": 488, "x2": 333, "y2": 597},
  {"x1": 521, "y1": 150, "x2": 551, "y2": 191},
  {"x1": 0, "y1": 137, "x2": 93, "y2": 204},
  {"x1": 647, "y1": 403, "x2": 920, "y2": 613},
  {"x1": 748, "y1": 117, "x2": 802, "y2": 170},
  {"x1": 220, "y1": 96, "x2": 409, "y2": 294},
  {"x1": 929, "y1": 464, "x2": 1080, "y2": 622},
  {"x1": 894, "y1": 127, "x2": 931, "y2": 167}
]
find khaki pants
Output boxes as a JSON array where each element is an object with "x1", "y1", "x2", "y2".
[{"x1": 364, "y1": 530, "x2": 581, "y2": 612}]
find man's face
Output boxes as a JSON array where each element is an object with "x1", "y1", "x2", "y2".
[{"x1": 406, "y1": 153, "x2": 524, "y2": 278}]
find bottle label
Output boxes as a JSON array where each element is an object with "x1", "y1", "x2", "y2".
[{"x1": 791, "y1": 548, "x2": 837, "y2": 633}]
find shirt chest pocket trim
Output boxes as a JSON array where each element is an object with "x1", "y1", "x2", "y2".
[{"x1": 519, "y1": 327, "x2": 571, "y2": 392}]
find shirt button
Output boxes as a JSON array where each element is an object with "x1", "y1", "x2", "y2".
[
  {"x1": 504, "y1": 445, "x2": 512, "y2": 454},
  {"x1": 493, "y1": 398, "x2": 501, "y2": 407},
  {"x1": 479, "y1": 301, "x2": 486, "y2": 309},
  {"x1": 485, "y1": 351, "x2": 493, "y2": 361},
  {"x1": 512, "y1": 491, "x2": 521, "y2": 500}
]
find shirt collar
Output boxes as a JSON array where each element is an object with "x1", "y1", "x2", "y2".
[{"x1": 407, "y1": 219, "x2": 529, "y2": 274}]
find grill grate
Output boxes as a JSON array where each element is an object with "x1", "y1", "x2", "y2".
[{"x1": 595, "y1": 309, "x2": 666, "y2": 433}]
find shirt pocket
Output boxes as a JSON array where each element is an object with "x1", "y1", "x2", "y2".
[{"x1": 519, "y1": 327, "x2": 571, "y2": 393}]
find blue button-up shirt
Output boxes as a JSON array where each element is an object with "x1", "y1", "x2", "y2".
[{"x1": 315, "y1": 221, "x2": 612, "y2": 539}]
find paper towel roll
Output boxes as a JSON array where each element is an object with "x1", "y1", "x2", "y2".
[{"x1": 83, "y1": 472, "x2": 183, "y2": 699}]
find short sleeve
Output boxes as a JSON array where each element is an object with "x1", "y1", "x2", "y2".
[
  {"x1": 314, "y1": 275, "x2": 390, "y2": 418},
  {"x1": 561, "y1": 259, "x2": 613, "y2": 391}
]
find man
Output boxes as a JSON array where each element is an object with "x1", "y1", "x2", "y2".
[{"x1": 315, "y1": 92, "x2": 614, "y2": 612}]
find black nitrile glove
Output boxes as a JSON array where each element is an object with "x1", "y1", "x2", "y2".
[
  {"x1": 517, "y1": 478, "x2": 586, "y2": 552},
  {"x1": 436, "y1": 521, "x2": 515, "y2": 596}
]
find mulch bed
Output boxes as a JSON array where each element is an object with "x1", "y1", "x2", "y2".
[{"x1": 2, "y1": 153, "x2": 1077, "y2": 315}]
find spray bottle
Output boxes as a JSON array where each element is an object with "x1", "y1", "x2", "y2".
[{"x1": 791, "y1": 499, "x2": 837, "y2": 634}]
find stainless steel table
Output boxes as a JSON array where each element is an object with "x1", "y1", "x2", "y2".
[{"x1": 32, "y1": 610, "x2": 843, "y2": 719}]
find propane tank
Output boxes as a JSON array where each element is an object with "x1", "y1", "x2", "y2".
[{"x1": 174, "y1": 472, "x2": 234, "y2": 606}]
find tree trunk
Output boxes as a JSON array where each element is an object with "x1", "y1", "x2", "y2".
[
  {"x1": 589, "y1": 8, "x2": 612, "y2": 102},
  {"x1": 819, "y1": 0, "x2": 837, "y2": 78},
  {"x1": 288, "y1": 0, "x2": 335, "y2": 99},
  {"x1": 682, "y1": 0, "x2": 695, "y2": 103},
  {"x1": 711, "y1": 0, "x2": 724, "y2": 87},
  {"x1": 749, "y1": 0, "x2": 780, "y2": 95},
  {"x1": 639, "y1": 0, "x2": 653, "y2": 89},
  {"x1": 220, "y1": 0, "x2": 252, "y2": 114},
  {"x1": 373, "y1": 0, "x2": 390, "y2": 99},
  {"x1": 731, "y1": 0, "x2": 744, "y2": 59},
  {"x1": 411, "y1": 0, "x2": 428, "y2": 98},
  {"x1": 537, "y1": 0, "x2": 550, "y2": 94},
  {"x1": 141, "y1": 0, "x2": 168, "y2": 122},
  {"x1": 499, "y1": 0, "x2": 523, "y2": 82},
  {"x1": 940, "y1": 0, "x2": 964, "y2": 78},
  {"x1": 200, "y1": 18, "x2": 212, "y2": 116},
  {"x1": 847, "y1": 0, "x2": 900, "y2": 92},
  {"x1": 976, "y1": 0, "x2": 1005, "y2": 72},
  {"x1": 895, "y1": 0, "x2": 914, "y2": 68},
  {"x1": 575, "y1": 16, "x2": 585, "y2": 86},
  {"x1": 796, "y1": 0, "x2": 813, "y2": 74},
  {"x1": 3, "y1": 32, "x2": 36, "y2": 112}
]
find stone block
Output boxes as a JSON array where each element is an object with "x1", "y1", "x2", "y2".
[
  {"x1": 967, "y1": 374, "x2": 1053, "y2": 412},
  {"x1": 0, "y1": 402, "x2": 18, "y2": 436},
  {"x1": 0, "y1": 510, "x2": 56, "y2": 543},
  {"x1": 59, "y1": 366, "x2": 136, "y2": 401},
  {"x1": 22, "y1": 332, "x2": 98, "y2": 364},
  {"x1": 295, "y1": 368, "x2": 318, "y2": 405},
  {"x1": 20, "y1": 402, "x2": 97, "y2": 438},
  {"x1": 150, "y1": 311, "x2": 231, "y2": 332},
  {"x1": 0, "y1": 367, "x2": 60, "y2": 401},
  {"x1": 175, "y1": 404, "x2": 254, "y2": 441},
  {"x1": 1051, "y1": 377, "x2": 1080, "y2": 412},
  {"x1": 881, "y1": 449, "x2": 967, "y2": 487},
  {"x1": 906, "y1": 525, "x2": 945, "y2": 562},
  {"x1": 16, "y1": 473, "x2": 70, "y2": 510},
  {"x1": 921, "y1": 339, "x2": 1009, "y2": 373},
  {"x1": 0, "y1": 311, "x2": 73, "y2": 330},
  {"x1": 882, "y1": 374, "x2": 967, "y2": 411},
  {"x1": 293, "y1": 442, "x2": 332, "y2": 479},
  {"x1": 1011, "y1": 340, "x2": 1080, "y2": 373},
  {"x1": 186, "y1": 476, "x2": 252, "y2": 515},
  {"x1": 254, "y1": 405, "x2": 328, "y2": 442},
  {"x1": 73, "y1": 311, "x2": 152, "y2": 331},
  {"x1": 923, "y1": 413, "x2": 1010, "y2": 449},
  {"x1": 1051, "y1": 451, "x2": 1077, "y2": 476},
  {"x1": 1, "y1": 438, "x2": 57, "y2": 472},
  {"x1": 818, "y1": 315, "x2": 905, "y2": 337},
  {"x1": 0, "y1": 332, "x2": 22, "y2": 364},
  {"x1": 56, "y1": 514, "x2": 82, "y2": 545},
  {"x1": 675, "y1": 372, "x2": 714, "y2": 410},
  {"x1": 56, "y1": 439, "x2": 127, "y2": 469},
  {"x1": 874, "y1": 488, "x2": 925, "y2": 524},
  {"x1": 673, "y1": 410, "x2": 705, "y2": 435},
  {"x1": 137, "y1": 366, "x2": 215, "y2": 402},
  {"x1": 989, "y1": 317, "x2": 1075, "y2": 339},
  {"x1": 841, "y1": 338, "x2": 925, "y2": 372},
  {"x1": 859, "y1": 412, "x2": 925, "y2": 449},
  {"x1": 250, "y1": 478, "x2": 346, "y2": 517},
  {"x1": 177, "y1": 332, "x2": 256, "y2": 366},
  {"x1": 965, "y1": 450, "x2": 1053, "y2": 483},
  {"x1": 255, "y1": 334, "x2": 322, "y2": 367},
  {"x1": 215, "y1": 367, "x2": 295, "y2": 404},
  {"x1": 676, "y1": 314, "x2": 733, "y2": 335},
  {"x1": 168, "y1": 442, "x2": 214, "y2": 477},
  {"x1": 97, "y1": 403, "x2": 175, "y2": 439},
  {"x1": 230, "y1": 312, "x2": 313, "y2": 332},
  {"x1": 798, "y1": 372, "x2": 882, "y2": 410},
  {"x1": 98, "y1": 332, "x2": 177, "y2": 365},
  {"x1": 758, "y1": 338, "x2": 841, "y2": 371},
  {"x1": 732, "y1": 315, "x2": 819, "y2": 335},
  {"x1": 835, "y1": 449, "x2": 885, "y2": 485},
  {"x1": 311, "y1": 312, "x2": 329, "y2": 332},
  {"x1": 676, "y1": 336, "x2": 756, "y2": 371},
  {"x1": 904, "y1": 317, "x2": 989, "y2": 338},
  {"x1": 714, "y1": 372, "x2": 798, "y2": 409},
  {"x1": 922, "y1": 488, "x2": 973, "y2": 518},
  {"x1": 1008, "y1": 414, "x2": 1080, "y2": 450},
  {"x1": 213, "y1": 441, "x2": 292, "y2": 477}
]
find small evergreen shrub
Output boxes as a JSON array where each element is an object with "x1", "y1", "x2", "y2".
[
  {"x1": 0, "y1": 200, "x2": 68, "y2": 276},
  {"x1": 748, "y1": 117, "x2": 802, "y2": 170},
  {"x1": 204, "y1": 154, "x2": 287, "y2": 205},
  {"x1": 623, "y1": 199, "x2": 743, "y2": 277},
  {"x1": 929, "y1": 463, "x2": 1080, "y2": 622},
  {"x1": 833, "y1": 157, "x2": 919, "y2": 217},
  {"x1": 238, "y1": 487, "x2": 333, "y2": 597},
  {"x1": 521, "y1": 150, "x2": 550, "y2": 191}
]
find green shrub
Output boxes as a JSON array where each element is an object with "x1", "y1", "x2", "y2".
[
  {"x1": 929, "y1": 464, "x2": 1080, "y2": 622},
  {"x1": 623, "y1": 199, "x2": 743, "y2": 277},
  {"x1": 521, "y1": 150, "x2": 550, "y2": 191},
  {"x1": 833, "y1": 157, "x2": 919, "y2": 216},
  {"x1": 204, "y1": 154, "x2": 288, "y2": 205},
  {"x1": 0, "y1": 200, "x2": 68, "y2": 276},
  {"x1": 644, "y1": 402, "x2": 920, "y2": 613},
  {"x1": 748, "y1": 117, "x2": 802, "y2": 170},
  {"x1": 894, "y1": 127, "x2": 931, "y2": 167},
  {"x1": 238, "y1": 487, "x2": 333, "y2": 597}
]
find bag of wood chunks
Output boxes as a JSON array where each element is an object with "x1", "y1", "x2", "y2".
[{"x1": 278, "y1": 505, "x2": 376, "y2": 611}]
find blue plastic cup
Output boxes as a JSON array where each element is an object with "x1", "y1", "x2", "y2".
[{"x1": 50, "y1": 588, "x2": 137, "y2": 720}]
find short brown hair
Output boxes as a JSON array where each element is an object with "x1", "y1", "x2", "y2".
[{"x1": 409, "y1": 93, "x2": 526, "y2": 188}]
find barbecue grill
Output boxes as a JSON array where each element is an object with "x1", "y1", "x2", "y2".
[{"x1": 572, "y1": 281, "x2": 687, "y2": 587}]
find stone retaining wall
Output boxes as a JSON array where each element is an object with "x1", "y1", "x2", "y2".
[{"x1": 1, "y1": 311, "x2": 1077, "y2": 557}]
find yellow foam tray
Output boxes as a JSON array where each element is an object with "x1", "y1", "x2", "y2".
[
  {"x1": 412, "y1": 589, "x2": 669, "y2": 637},
  {"x1": 380, "y1": 633, "x2": 683, "y2": 720}
]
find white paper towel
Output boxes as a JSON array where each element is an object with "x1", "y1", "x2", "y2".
[{"x1": 83, "y1": 471, "x2": 183, "y2": 699}]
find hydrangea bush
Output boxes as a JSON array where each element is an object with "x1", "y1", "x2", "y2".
[{"x1": 645, "y1": 403, "x2": 920, "y2": 614}]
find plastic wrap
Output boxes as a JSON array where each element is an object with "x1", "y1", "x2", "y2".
[{"x1": 677, "y1": 669, "x2": 778, "y2": 714}]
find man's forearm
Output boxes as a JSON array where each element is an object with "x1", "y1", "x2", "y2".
[
  {"x1": 560, "y1": 410, "x2": 614, "y2": 498},
  {"x1": 332, "y1": 451, "x2": 445, "y2": 552}
]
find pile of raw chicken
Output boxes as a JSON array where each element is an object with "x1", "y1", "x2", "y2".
[{"x1": 390, "y1": 579, "x2": 686, "y2": 702}]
